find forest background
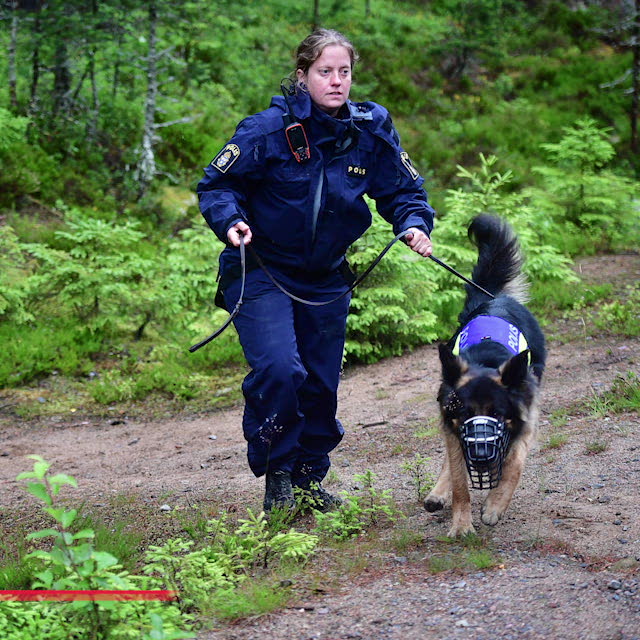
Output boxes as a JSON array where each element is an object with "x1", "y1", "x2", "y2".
[{"x1": 1, "y1": 0, "x2": 639, "y2": 419}]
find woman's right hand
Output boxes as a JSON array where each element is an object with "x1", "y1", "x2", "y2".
[{"x1": 227, "y1": 221, "x2": 252, "y2": 247}]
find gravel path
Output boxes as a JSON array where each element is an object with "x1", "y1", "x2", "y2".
[
  {"x1": 201, "y1": 555, "x2": 639, "y2": 640},
  {"x1": 1, "y1": 254, "x2": 639, "y2": 640}
]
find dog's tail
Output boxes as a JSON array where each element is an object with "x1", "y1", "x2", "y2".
[{"x1": 465, "y1": 214, "x2": 529, "y2": 309}]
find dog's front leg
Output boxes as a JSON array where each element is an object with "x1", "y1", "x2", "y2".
[
  {"x1": 424, "y1": 449, "x2": 451, "y2": 512},
  {"x1": 481, "y1": 434, "x2": 532, "y2": 526},
  {"x1": 446, "y1": 433, "x2": 475, "y2": 537}
]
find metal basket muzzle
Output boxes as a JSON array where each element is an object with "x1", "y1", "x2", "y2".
[{"x1": 459, "y1": 416, "x2": 511, "y2": 490}]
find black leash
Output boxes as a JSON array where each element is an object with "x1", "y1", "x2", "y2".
[
  {"x1": 188, "y1": 235, "x2": 248, "y2": 353},
  {"x1": 189, "y1": 231, "x2": 494, "y2": 353},
  {"x1": 427, "y1": 254, "x2": 495, "y2": 299}
]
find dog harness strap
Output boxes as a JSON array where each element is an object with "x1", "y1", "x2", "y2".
[{"x1": 452, "y1": 315, "x2": 528, "y2": 358}]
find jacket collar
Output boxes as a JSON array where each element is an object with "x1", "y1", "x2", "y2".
[
  {"x1": 270, "y1": 90, "x2": 360, "y2": 151},
  {"x1": 270, "y1": 90, "x2": 361, "y2": 126}
]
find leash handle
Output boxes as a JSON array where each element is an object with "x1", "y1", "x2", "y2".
[{"x1": 189, "y1": 235, "x2": 247, "y2": 353}]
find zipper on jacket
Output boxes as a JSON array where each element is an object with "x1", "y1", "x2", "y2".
[{"x1": 310, "y1": 167, "x2": 324, "y2": 246}]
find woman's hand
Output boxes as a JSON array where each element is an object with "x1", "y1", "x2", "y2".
[
  {"x1": 227, "y1": 221, "x2": 252, "y2": 247},
  {"x1": 405, "y1": 227, "x2": 433, "y2": 257}
]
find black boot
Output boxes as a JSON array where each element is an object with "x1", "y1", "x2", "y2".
[{"x1": 263, "y1": 469, "x2": 295, "y2": 513}]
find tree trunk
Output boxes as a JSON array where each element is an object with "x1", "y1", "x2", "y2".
[
  {"x1": 111, "y1": 5, "x2": 125, "y2": 100},
  {"x1": 8, "y1": 0, "x2": 19, "y2": 112},
  {"x1": 52, "y1": 40, "x2": 72, "y2": 117},
  {"x1": 136, "y1": 0, "x2": 159, "y2": 198},
  {"x1": 87, "y1": 0, "x2": 99, "y2": 141},
  {"x1": 312, "y1": 0, "x2": 320, "y2": 30},
  {"x1": 631, "y1": 0, "x2": 639, "y2": 157},
  {"x1": 112, "y1": 30, "x2": 122, "y2": 100},
  {"x1": 86, "y1": 49, "x2": 99, "y2": 141},
  {"x1": 27, "y1": 11, "x2": 41, "y2": 122}
]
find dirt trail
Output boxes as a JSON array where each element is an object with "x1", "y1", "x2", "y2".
[{"x1": 1, "y1": 254, "x2": 639, "y2": 639}]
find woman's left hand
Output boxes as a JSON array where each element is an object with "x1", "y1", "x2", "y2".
[{"x1": 405, "y1": 227, "x2": 433, "y2": 257}]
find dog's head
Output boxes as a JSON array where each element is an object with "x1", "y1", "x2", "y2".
[
  {"x1": 437, "y1": 343, "x2": 532, "y2": 425},
  {"x1": 437, "y1": 343, "x2": 535, "y2": 488}
]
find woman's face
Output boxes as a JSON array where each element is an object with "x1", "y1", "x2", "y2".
[{"x1": 297, "y1": 44, "x2": 352, "y2": 116}]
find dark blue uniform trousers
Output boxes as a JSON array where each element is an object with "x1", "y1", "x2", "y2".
[{"x1": 223, "y1": 265, "x2": 351, "y2": 485}]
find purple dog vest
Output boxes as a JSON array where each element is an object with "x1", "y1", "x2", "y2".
[{"x1": 452, "y1": 315, "x2": 528, "y2": 357}]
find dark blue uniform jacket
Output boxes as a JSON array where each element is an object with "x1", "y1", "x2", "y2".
[{"x1": 197, "y1": 91, "x2": 435, "y2": 282}]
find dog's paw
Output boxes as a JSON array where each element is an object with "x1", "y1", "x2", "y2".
[
  {"x1": 480, "y1": 505, "x2": 503, "y2": 527},
  {"x1": 447, "y1": 522, "x2": 476, "y2": 538},
  {"x1": 424, "y1": 494, "x2": 446, "y2": 513}
]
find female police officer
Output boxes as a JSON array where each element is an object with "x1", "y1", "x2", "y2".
[{"x1": 197, "y1": 29, "x2": 435, "y2": 513}]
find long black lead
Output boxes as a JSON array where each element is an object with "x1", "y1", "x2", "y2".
[
  {"x1": 428, "y1": 254, "x2": 495, "y2": 300},
  {"x1": 188, "y1": 236, "x2": 247, "y2": 353},
  {"x1": 189, "y1": 230, "x2": 493, "y2": 352}
]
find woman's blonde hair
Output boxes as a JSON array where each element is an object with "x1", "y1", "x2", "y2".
[{"x1": 295, "y1": 28, "x2": 359, "y2": 75}]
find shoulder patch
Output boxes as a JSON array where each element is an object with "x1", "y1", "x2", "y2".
[
  {"x1": 212, "y1": 144, "x2": 240, "y2": 173},
  {"x1": 400, "y1": 151, "x2": 419, "y2": 180}
]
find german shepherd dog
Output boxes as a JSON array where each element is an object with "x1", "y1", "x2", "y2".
[{"x1": 424, "y1": 214, "x2": 546, "y2": 537}]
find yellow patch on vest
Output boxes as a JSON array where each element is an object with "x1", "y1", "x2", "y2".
[{"x1": 212, "y1": 144, "x2": 240, "y2": 173}]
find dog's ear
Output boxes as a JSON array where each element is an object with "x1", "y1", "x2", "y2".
[
  {"x1": 438, "y1": 343, "x2": 465, "y2": 386},
  {"x1": 500, "y1": 349, "x2": 530, "y2": 389}
]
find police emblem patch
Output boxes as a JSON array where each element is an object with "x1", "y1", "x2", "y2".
[
  {"x1": 212, "y1": 144, "x2": 240, "y2": 173},
  {"x1": 400, "y1": 151, "x2": 419, "y2": 181}
]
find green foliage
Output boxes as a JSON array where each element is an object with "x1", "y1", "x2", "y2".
[
  {"x1": 0, "y1": 320, "x2": 103, "y2": 387},
  {"x1": 72, "y1": 514, "x2": 144, "y2": 574},
  {"x1": 344, "y1": 150, "x2": 580, "y2": 359},
  {"x1": 345, "y1": 205, "x2": 444, "y2": 363},
  {"x1": 6, "y1": 455, "x2": 192, "y2": 640},
  {"x1": 143, "y1": 510, "x2": 317, "y2": 617},
  {"x1": 20, "y1": 212, "x2": 220, "y2": 339},
  {"x1": 3, "y1": 456, "x2": 318, "y2": 636},
  {"x1": 0, "y1": 225, "x2": 32, "y2": 324},
  {"x1": 585, "y1": 439, "x2": 608, "y2": 455},
  {"x1": 199, "y1": 579, "x2": 292, "y2": 621},
  {"x1": 593, "y1": 284, "x2": 640, "y2": 337},
  {"x1": 0, "y1": 537, "x2": 36, "y2": 590},
  {"x1": 87, "y1": 351, "x2": 209, "y2": 405},
  {"x1": 313, "y1": 470, "x2": 399, "y2": 540},
  {"x1": 592, "y1": 372, "x2": 640, "y2": 415},
  {"x1": 529, "y1": 118, "x2": 640, "y2": 252},
  {"x1": 439, "y1": 153, "x2": 578, "y2": 287},
  {"x1": 428, "y1": 0, "x2": 512, "y2": 79},
  {"x1": 529, "y1": 281, "x2": 612, "y2": 317},
  {"x1": 541, "y1": 431, "x2": 569, "y2": 451},
  {"x1": 23, "y1": 212, "x2": 155, "y2": 334},
  {"x1": 1, "y1": 0, "x2": 639, "y2": 404},
  {"x1": 429, "y1": 533, "x2": 501, "y2": 573},
  {"x1": 1, "y1": 0, "x2": 635, "y2": 211},
  {"x1": 0, "y1": 107, "x2": 29, "y2": 150},
  {"x1": 401, "y1": 454, "x2": 435, "y2": 502},
  {"x1": 0, "y1": 208, "x2": 245, "y2": 392},
  {"x1": 0, "y1": 117, "x2": 64, "y2": 209}
]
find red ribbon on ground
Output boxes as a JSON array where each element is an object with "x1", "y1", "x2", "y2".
[{"x1": 0, "y1": 590, "x2": 177, "y2": 601}]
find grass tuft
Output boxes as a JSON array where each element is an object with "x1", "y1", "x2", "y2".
[{"x1": 201, "y1": 579, "x2": 293, "y2": 621}]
